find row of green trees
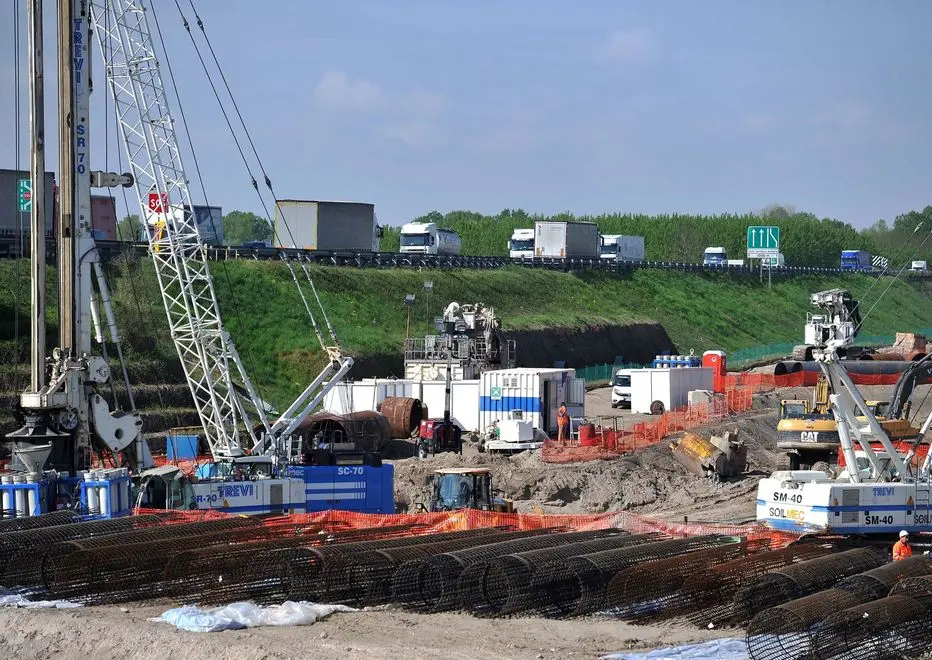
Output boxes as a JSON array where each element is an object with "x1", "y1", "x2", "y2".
[
  {"x1": 114, "y1": 204, "x2": 932, "y2": 269},
  {"x1": 380, "y1": 205, "x2": 932, "y2": 268}
]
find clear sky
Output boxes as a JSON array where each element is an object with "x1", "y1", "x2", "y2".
[{"x1": 2, "y1": 0, "x2": 931, "y2": 228}]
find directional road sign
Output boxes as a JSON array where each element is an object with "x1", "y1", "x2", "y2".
[
  {"x1": 17, "y1": 179, "x2": 31, "y2": 213},
  {"x1": 746, "y1": 225, "x2": 780, "y2": 258}
]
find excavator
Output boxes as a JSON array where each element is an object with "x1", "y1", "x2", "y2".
[{"x1": 777, "y1": 373, "x2": 920, "y2": 470}]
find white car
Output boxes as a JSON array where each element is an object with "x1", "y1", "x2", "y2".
[{"x1": 611, "y1": 369, "x2": 632, "y2": 408}]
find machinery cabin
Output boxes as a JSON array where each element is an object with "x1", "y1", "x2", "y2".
[{"x1": 428, "y1": 467, "x2": 514, "y2": 513}]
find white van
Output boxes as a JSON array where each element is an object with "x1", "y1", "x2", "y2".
[{"x1": 611, "y1": 368, "x2": 632, "y2": 408}]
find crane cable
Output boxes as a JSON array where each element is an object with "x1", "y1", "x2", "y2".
[
  {"x1": 178, "y1": 0, "x2": 342, "y2": 351},
  {"x1": 147, "y1": 0, "x2": 270, "y2": 410}
]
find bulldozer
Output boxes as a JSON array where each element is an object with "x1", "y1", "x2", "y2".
[
  {"x1": 778, "y1": 373, "x2": 919, "y2": 470},
  {"x1": 425, "y1": 467, "x2": 514, "y2": 513}
]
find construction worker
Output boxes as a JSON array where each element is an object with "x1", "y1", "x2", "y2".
[
  {"x1": 557, "y1": 401, "x2": 569, "y2": 442},
  {"x1": 893, "y1": 530, "x2": 912, "y2": 561}
]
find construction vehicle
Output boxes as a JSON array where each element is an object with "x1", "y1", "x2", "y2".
[
  {"x1": 777, "y1": 374, "x2": 919, "y2": 470},
  {"x1": 414, "y1": 348, "x2": 463, "y2": 460},
  {"x1": 427, "y1": 468, "x2": 514, "y2": 513},
  {"x1": 757, "y1": 288, "x2": 932, "y2": 536},
  {"x1": 2, "y1": 0, "x2": 393, "y2": 519}
]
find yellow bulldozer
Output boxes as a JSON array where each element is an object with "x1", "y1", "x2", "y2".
[{"x1": 777, "y1": 374, "x2": 919, "y2": 470}]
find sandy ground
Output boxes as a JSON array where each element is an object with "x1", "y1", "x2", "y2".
[{"x1": 0, "y1": 602, "x2": 734, "y2": 660}]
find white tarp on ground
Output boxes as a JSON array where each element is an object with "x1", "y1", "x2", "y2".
[
  {"x1": 601, "y1": 638, "x2": 748, "y2": 660},
  {"x1": 0, "y1": 588, "x2": 82, "y2": 609},
  {"x1": 154, "y1": 601, "x2": 356, "y2": 633}
]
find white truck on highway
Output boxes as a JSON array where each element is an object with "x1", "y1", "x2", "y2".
[
  {"x1": 534, "y1": 221, "x2": 600, "y2": 259},
  {"x1": 912, "y1": 260, "x2": 928, "y2": 272},
  {"x1": 600, "y1": 235, "x2": 645, "y2": 261},
  {"x1": 508, "y1": 228, "x2": 535, "y2": 259},
  {"x1": 399, "y1": 222, "x2": 462, "y2": 256},
  {"x1": 703, "y1": 246, "x2": 727, "y2": 266}
]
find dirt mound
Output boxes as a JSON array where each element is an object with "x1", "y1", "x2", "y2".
[{"x1": 392, "y1": 396, "x2": 787, "y2": 522}]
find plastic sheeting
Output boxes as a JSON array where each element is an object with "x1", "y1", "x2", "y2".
[
  {"x1": 154, "y1": 601, "x2": 356, "y2": 633},
  {"x1": 601, "y1": 638, "x2": 748, "y2": 660},
  {"x1": 0, "y1": 588, "x2": 82, "y2": 609}
]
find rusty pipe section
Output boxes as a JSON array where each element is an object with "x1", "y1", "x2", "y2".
[
  {"x1": 296, "y1": 410, "x2": 392, "y2": 453},
  {"x1": 379, "y1": 397, "x2": 425, "y2": 438}
]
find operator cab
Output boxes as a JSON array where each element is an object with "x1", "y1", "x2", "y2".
[{"x1": 135, "y1": 465, "x2": 196, "y2": 510}]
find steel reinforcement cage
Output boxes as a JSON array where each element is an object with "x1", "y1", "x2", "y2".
[
  {"x1": 391, "y1": 530, "x2": 622, "y2": 613},
  {"x1": 457, "y1": 532, "x2": 659, "y2": 617}
]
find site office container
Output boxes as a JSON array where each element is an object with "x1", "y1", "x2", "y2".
[
  {"x1": 324, "y1": 379, "x2": 480, "y2": 432},
  {"x1": 274, "y1": 199, "x2": 378, "y2": 251},
  {"x1": 479, "y1": 368, "x2": 585, "y2": 435},
  {"x1": 629, "y1": 368, "x2": 714, "y2": 415}
]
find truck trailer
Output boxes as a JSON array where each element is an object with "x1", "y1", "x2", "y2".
[
  {"x1": 534, "y1": 221, "x2": 600, "y2": 259},
  {"x1": 274, "y1": 200, "x2": 380, "y2": 251},
  {"x1": 600, "y1": 234, "x2": 645, "y2": 261}
]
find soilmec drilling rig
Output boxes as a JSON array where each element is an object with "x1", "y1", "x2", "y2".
[{"x1": 757, "y1": 289, "x2": 932, "y2": 540}]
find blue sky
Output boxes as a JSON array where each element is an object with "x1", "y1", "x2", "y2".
[{"x1": 2, "y1": 1, "x2": 931, "y2": 228}]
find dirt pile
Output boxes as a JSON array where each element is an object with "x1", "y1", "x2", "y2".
[{"x1": 392, "y1": 395, "x2": 788, "y2": 522}]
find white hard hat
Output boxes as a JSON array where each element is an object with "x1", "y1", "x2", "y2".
[{"x1": 900, "y1": 530, "x2": 909, "y2": 537}]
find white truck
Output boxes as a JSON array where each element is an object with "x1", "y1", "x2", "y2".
[
  {"x1": 399, "y1": 222, "x2": 462, "y2": 256},
  {"x1": 600, "y1": 235, "x2": 645, "y2": 261},
  {"x1": 702, "y1": 247, "x2": 727, "y2": 266},
  {"x1": 912, "y1": 260, "x2": 928, "y2": 273},
  {"x1": 534, "y1": 221, "x2": 600, "y2": 259},
  {"x1": 508, "y1": 228, "x2": 535, "y2": 259},
  {"x1": 763, "y1": 253, "x2": 786, "y2": 268},
  {"x1": 727, "y1": 259, "x2": 745, "y2": 267}
]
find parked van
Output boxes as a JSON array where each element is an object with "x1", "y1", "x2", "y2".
[{"x1": 611, "y1": 368, "x2": 632, "y2": 409}]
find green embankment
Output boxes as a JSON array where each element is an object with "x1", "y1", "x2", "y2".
[{"x1": 1, "y1": 257, "x2": 931, "y2": 409}]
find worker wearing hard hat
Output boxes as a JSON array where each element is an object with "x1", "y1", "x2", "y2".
[{"x1": 893, "y1": 530, "x2": 912, "y2": 561}]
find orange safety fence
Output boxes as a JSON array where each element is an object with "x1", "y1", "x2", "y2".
[
  {"x1": 543, "y1": 370, "x2": 906, "y2": 464},
  {"x1": 135, "y1": 507, "x2": 799, "y2": 550}
]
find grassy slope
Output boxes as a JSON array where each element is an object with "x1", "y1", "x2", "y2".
[{"x1": 1, "y1": 259, "x2": 931, "y2": 409}]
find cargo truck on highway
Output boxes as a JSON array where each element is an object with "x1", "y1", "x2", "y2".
[
  {"x1": 840, "y1": 249, "x2": 872, "y2": 272},
  {"x1": 534, "y1": 221, "x2": 600, "y2": 259},
  {"x1": 508, "y1": 228, "x2": 535, "y2": 259},
  {"x1": 399, "y1": 222, "x2": 462, "y2": 256},
  {"x1": 912, "y1": 260, "x2": 928, "y2": 273},
  {"x1": 273, "y1": 200, "x2": 380, "y2": 251},
  {"x1": 703, "y1": 247, "x2": 727, "y2": 266},
  {"x1": 599, "y1": 234, "x2": 645, "y2": 261}
]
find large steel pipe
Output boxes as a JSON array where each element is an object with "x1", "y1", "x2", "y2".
[{"x1": 379, "y1": 397, "x2": 425, "y2": 438}]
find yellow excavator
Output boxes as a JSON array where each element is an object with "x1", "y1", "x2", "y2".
[{"x1": 777, "y1": 373, "x2": 919, "y2": 470}]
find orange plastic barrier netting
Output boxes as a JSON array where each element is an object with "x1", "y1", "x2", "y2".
[
  {"x1": 135, "y1": 507, "x2": 799, "y2": 550},
  {"x1": 543, "y1": 370, "x2": 904, "y2": 463}
]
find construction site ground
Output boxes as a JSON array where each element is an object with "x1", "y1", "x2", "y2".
[{"x1": 3, "y1": 380, "x2": 930, "y2": 660}]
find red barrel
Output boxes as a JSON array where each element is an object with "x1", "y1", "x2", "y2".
[{"x1": 578, "y1": 424, "x2": 598, "y2": 446}]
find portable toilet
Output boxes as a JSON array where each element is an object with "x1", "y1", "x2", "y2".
[{"x1": 702, "y1": 350, "x2": 726, "y2": 393}]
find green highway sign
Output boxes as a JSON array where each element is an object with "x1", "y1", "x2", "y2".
[
  {"x1": 17, "y1": 179, "x2": 31, "y2": 213},
  {"x1": 746, "y1": 225, "x2": 780, "y2": 258}
]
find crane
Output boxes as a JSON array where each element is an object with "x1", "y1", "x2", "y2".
[
  {"x1": 757, "y1": 289, "x2": 932, "y2": 536},
  {"x1": 2, "y1": 0, "x2": 393, "y2": 519}
]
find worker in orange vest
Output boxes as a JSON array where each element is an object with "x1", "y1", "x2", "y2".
[
  {"x1": 557, "y1": 401, "x2": 569, "y2": 442},
  {"x1": 893, "y1": 530, "x2": 912, "y2": 561}
]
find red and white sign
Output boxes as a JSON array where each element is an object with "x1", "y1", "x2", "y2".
[{"x1": 147, "y1": 192, "x2": 168, "y2": 213}]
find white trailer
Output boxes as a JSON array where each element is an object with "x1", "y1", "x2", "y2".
[
  {"x1": 600, "y1": 234, "x2": 645, "y2": 261},
  {"x1": 273, "y1": 200, "x2": 379, "y2": 251},
  {"x1": 912, "y1": 260, "x2": 928, "y2": 272},
  {"x1": 534, "y1": 221, "x2": 600, "y2": 259},
  {"x1": 629, "y1": 368, "x2": 714, "y2": 415},
  {"x1": 399, "y1": 222, "x2": 461, "y2": 256},
  {"x1": 509, "y1": 228, "x2": 535, "y2": 259}
]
